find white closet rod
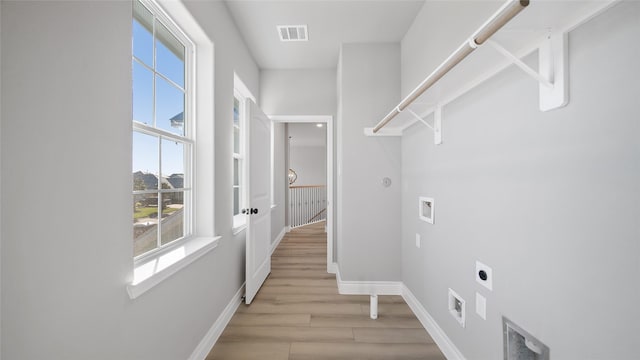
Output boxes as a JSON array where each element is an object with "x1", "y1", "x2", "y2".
[{"x1": 372, "y1": 0, "x2": 529, "y2": 133}]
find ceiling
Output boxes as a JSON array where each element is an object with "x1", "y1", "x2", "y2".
[{"x1": 224, "y1": 0, "x2": 425, "y2": 69}]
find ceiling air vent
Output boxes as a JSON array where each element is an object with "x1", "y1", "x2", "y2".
[{"x1": 277, "y1": 25, "x2": 308, "y2": 42}]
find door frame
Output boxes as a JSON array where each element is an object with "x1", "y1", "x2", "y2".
[{"x1": 269, "y1": 115, "x2": 336, "y2": 274}]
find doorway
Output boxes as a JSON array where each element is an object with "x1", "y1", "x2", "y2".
[{"x1": 270, "y1": 115, "x2": 335, "y2": 274}]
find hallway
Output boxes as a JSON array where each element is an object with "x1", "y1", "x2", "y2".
[{"x1": 206, "y1": 222, "x2": 446, "y2": 359}]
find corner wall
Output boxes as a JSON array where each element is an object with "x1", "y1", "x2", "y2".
[
  {"x1": 400, "y1": 2, "x2": 640, "y2": 359},
  {"x1": 337, "y1": 43, "x2": 402, "y2": 281}
]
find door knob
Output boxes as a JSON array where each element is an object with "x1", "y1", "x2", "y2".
[{"x1": 251, "y1": 208, "x2": 258, "y2": 215}]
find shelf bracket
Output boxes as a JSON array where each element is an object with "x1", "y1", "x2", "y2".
[
  {"x1": 539, "y1": 32, "x2": 569, "y2": 111},
  {"x1": 486, "y1": 32, "x2": 568, "y2": 111},
  {"x1": 406, "y1": 106, "x2": 443, "y2": 145}
]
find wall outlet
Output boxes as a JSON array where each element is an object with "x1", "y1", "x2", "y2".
[
  {"x1": 415, "y1": 233, "x2": 421, "y2": 248},
  {"x1": 448, "y1": 288, "x2": 465, "y2": 328},
  {"x1": 476, "y1": 261, "x2": 493, "y2": 291},
  {"x1": 476, "y1": 292, "x2": 486, "y2": 320},
  {"x1": 418, "y1": 197, "x2": 435, "y2": 224}
]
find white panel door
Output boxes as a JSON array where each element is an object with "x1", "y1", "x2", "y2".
[{"x1": 245, "y1": 99, "x2": 272, "y2": 304}]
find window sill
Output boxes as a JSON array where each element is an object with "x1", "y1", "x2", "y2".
[
  {"x1": 232, "y1": 224, "x2": 247, "y2": 235},
  {"x1": 233, "y1": 215, "x2": 247, "y2": 235},
  {"x1": 127, "y1": 235, "x2": 221, "y2": 299}
]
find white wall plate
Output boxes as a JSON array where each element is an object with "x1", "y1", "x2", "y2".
[
  {"x1": 448, "y1": 288, "x2": 465, "y2": 328},
  {"x1": 476, "y1": 261, "x2": 493, "y2": 291},
  {"x1": 476, "y1": 292, "x2": 486, "y2": 320},
  {"x1": 419, "y1": 197, "x2": 435, "y2": 224}
]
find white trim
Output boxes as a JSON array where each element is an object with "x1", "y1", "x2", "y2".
[
  {"x1": 158, "y1": 0, "x2": 216, "y2": 244},
  {"x1": 232, "y1": 211, "x2": 247, "y2": 234},
  {"x1": 232, "y1": 223, "x2": 247, "y2": 236},
  {"x1": 327, "y1": 262, "x2": 338, "y2": 274},
  {"x1": 188, "y1": 284, "x2": 245, "y2": 360},
  {"x1": 363, "y1": 127, "x2": 403, "y2": 137},
  {"x1": 270, "y1": 226, "x2": 287, "y2": 255},
  {"x1": 270, "y1": 115, "x2": 331, "y2": 124},
  {"x1": 128, "y1": 236, "x2": 221, "y2": 299},
  {"x1": 335, "y1": 266, "x2": 402, "y2": 295},
  {"x1": 402, "y1": 284, "x2": 467, "y2": 360}
]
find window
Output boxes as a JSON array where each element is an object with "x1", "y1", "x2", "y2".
[
  {"x1": 232, "y1": 75, "x2": 256, "y2": 230},
  {"x1": 132, "y1": 0, "x2": 193, "y2": 258},
  {"x1": 232, "y1": 92, "x2": 246, "y2": 229}
]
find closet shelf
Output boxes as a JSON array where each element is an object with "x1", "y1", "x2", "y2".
[{"x1": 364, "y1": 0, "x2": 619, "y2": 142}]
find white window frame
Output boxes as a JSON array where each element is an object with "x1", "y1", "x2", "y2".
[
  {"x1": 128, "y1": 0, "x2": 220, "y2": 300},
  {"x1": 132, "y1": 0, "x2": 195, "y2": 261},
  {"x1": 232, "y1": 74, "x2": 256, "y2": 232}
]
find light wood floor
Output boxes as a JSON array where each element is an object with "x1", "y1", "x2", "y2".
[{"x1": 206, "y1": 221, "x2": 446, "y2": 360}]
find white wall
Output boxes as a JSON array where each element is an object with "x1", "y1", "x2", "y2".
[
  {"x1": 400, "y1": 2, "x2": 640, "y2": 359},
  {"x1": 400, "y1": 1, "x2": 498, "y2": 97},
  {"x1": 289, "y1": 123, "x2": 327, "y2": 186},
  {"x1": 260, "y1": 69, "x2": 336, "y2": 116},
  {"x1": 290, "y1": 146, "x2": 326, "y2": 186},
  {"x1": 0, "y1": 1, "x2": 259, "y2": 359},
  {"x1": 337, "y1": 43, "x2": 401, "y2": 281}
]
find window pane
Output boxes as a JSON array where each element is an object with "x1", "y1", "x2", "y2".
[
  {"x1": 233, "y1": 126, "x2": 240, "y2": 154},
  {"x1": 233, "y1": 97, "x2": 240, "y2": 125},
  {"x1": 156, "y1": 22, "x2": 185, "y2": 88},
  {"x1": 133, "y1": 1, "x2": 153, "y2": 66},
  {"x1": 133, "y1": 193, "x2": 159, "y2": 257},
  {"x1": 156, "y1": 76, "x2": 185, "y2": 135},
  {"x1": 133, "y1": 132, "x2": 159, "y2": 190},
  {"x1": 162, "y1": 139, "x2": 184, "y2": 188},
  {"x1": 133, "y1": 62, "x2": 154, "y2": 125},
  {"x1": 133, "y1": 23, "x2": 153, "y2": 67},
  {"x1": 233, "y1": 158, "x2": 239, "y2": 186},
  {"x1": 160, "y1": 192, "x2": 184, "y2": 246},
  {"x1": 233, "y1": 187, "x2": 240, "y2": 216}
]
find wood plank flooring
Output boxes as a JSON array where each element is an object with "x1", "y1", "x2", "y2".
[{"x1": 206, "y1": 222, "x2": 446, "y2": 360}]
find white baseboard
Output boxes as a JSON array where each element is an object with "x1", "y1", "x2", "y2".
[
  {"x1": 401, "y1": 284, "x2": 466, "y2": 360},
  {"x1": 270, "y1": 226, "x2": 287, "y2": 255},
  {"x1": 188, "y1": 284, "x2": 245, "y2": 360},
  {"x1": 335, "y1": 266, "x2": 402, "y2": 295},
  {"x1": 327, "y1": 262, "x2": 338, "y2": 274}
]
